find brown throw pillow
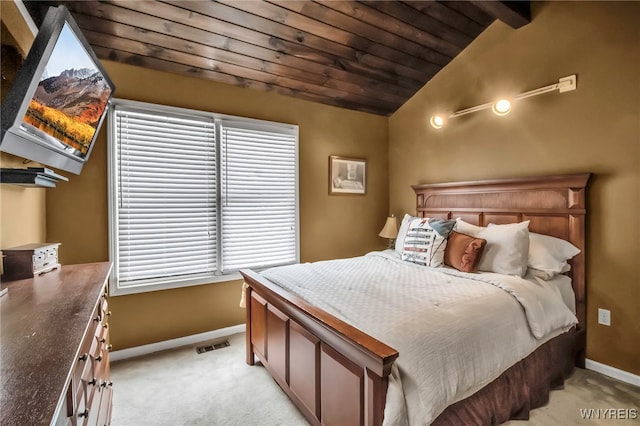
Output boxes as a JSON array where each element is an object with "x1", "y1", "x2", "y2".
[{"x1": 444, "y1": 231, "x2": 487, "y2": 273}]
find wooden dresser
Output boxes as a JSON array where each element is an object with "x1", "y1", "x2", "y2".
[{"x1": 0, "y1": 262, "x2": 113, "y2": 426}]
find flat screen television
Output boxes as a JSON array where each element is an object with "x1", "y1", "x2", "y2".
[{"x1": 0, "y1": 5, "x2": 115, "y2": 175}]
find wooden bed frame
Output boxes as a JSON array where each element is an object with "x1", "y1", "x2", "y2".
[{"x1": 241, "y1": 173, "x2": 591, "y2": 426}]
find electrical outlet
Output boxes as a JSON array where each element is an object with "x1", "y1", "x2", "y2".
[{"x1": 598, "y1": 308, "x2": 611, "y2": 326}]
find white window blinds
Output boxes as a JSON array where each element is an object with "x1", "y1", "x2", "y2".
[
  {"x1": 221, "y1": 123, "x2": 297, "y2": 271},
  {"x1": 108, "y1": 99, "x2": 299, "y2": 295},
  {"x1": 113, "y1": 107, "x2": 217, "y2": 285}
]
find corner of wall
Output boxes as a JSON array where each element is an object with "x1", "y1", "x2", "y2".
[{"x1": 0, "y1": 0, "x2": 37, "y2": 56}]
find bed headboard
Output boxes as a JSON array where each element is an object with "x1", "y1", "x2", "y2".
[{"x1": 412, "y1": 173, "x2": 591, "y2": 334}]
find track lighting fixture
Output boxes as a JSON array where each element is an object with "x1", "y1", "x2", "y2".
[{"x1": 429, "y1": 75, "x2": 577, "y2": 129}]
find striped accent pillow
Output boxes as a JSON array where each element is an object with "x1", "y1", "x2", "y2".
[{"x1": 402, "y1": 218, "x2": 456, "y2": 267}]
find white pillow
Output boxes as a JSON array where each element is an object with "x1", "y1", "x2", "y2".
[
  {"x1": 402, "y1": 217, "x2": 455, "y2": 267},
  {"x1": 454, "y1": 219, "x2": 485, "y2": 235},
  {"x1": 455, "y1": 219, "x2": 530, "y2": 276},
  {"x1": 395, "y1": 213, "x2": 418, "y2": 254},
  {"x1": 527, "y1": 232, "x2": 580, "y2": 279}
]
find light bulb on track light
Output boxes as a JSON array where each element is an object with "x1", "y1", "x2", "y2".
[
  {"x1": 430, "y1": 115, "x2": 446, "y2": 129},
  {"x1": 492, "y1": 99, "x2": 512, "y2": 116}
]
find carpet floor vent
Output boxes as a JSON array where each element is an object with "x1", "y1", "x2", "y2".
[{"x1": 196, "y1": 340, "x2": 230, "y2": 354}]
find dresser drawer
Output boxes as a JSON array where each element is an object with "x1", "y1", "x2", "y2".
[
  {"x1": 73, "y1": 306, "x2": 101, "y2": 391},
  {"x1": 75, "y1": 352, "x2": 91, "y2": 410},
  {"x1": 99, "y1": 296, "x2": 110, "y2": 320},
  {"x1": 68, "y1": 286, "x2": 112, "y2": 425},
  {"x1": 96, "y1": 384, "x2": 114, "y2": 426},
  {"x1": 82, "y1": 379, "x2": 102, "y2": 426}
]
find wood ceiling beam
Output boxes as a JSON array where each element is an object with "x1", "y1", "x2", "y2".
[
  {"x1": 473, "y1": 1, "x2": 531, "y2": 29},
  {"x1": 400, "y1": 1, "x2": 485, "y2": 39},
  {"x1": 327, "y1": 0, "x2": 471, "y2": 51},
  {"x1": 440, "y1": 1, "x2": 495, "y2": 28}
]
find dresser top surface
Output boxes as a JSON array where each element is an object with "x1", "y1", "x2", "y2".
[{"x1": 0, "y1": 262, "x2": 112, "y2": 426}]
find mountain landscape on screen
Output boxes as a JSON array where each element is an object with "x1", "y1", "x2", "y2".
[{"x1": 23, "y1": 67, "x2": 111, "y2": 156}]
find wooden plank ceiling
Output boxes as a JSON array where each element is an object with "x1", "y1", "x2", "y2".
[{"x1": 24, "y1": 1, "x2": 530, "y2": 116}]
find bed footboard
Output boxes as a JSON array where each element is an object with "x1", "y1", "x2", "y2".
[{"x1": 241, "y1": 269, "x2": 399, "y2": 426}]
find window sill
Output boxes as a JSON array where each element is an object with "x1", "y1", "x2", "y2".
[{"x1": 109, "y1": 272, "x2": 244, "y2": 297}]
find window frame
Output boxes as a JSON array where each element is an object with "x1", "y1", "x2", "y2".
[{"x1": 107, "y1": 98, "x2": 299, "y2": 296}]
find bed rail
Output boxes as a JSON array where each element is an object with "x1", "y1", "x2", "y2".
[{"x1": 241, "y1": 268, "x2": 398, "y2": 426}]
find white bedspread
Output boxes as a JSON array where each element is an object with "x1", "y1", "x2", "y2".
[{"x1": 261, "y1": 250, "x2": 577, "y2": 425}]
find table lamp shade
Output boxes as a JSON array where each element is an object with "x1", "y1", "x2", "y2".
[{"x1": 378, "y1": 215, "x2": 398, "y2": 239}]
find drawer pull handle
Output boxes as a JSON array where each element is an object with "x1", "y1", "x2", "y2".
[
  {"x1": 79, "y1": 409, "x2": 89, "y2": 418},
  {"x1": 100, "y1": 381, "x2": 113, "y2": 388},
  {"x1": 106, "y1": 311, "x2": 112, "y2": 317},
  {"x1": 88, "y1": 377, "x2": 97, "y2": 386},
  {"x1": 103, "y1": 323, "x2": 109, "y2": 329},
  {"x1": 95, "y1": 355, "x2": 103, "y2": 362},
  {"x1": 107, "y1": 344, "x2": 113, "y2": 351},
  {"x1": 99, "y1": 337, "x2": 106, "y2": 343},
  {"x1": 93, "y1": 315, "x2": 100, "y2": 323},
  {"x1": 79, "y1": 353, "x2": 88, "y2": 362}
]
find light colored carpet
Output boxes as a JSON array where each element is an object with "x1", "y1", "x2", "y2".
[
  {"x1": 110, "y1": 333, "x2": 308, "y2": 426},
  {"x1": 505, "y1": 366, "x2": 640, "y2": 426},
  {"x1": 111, "y1": 333, "x2": 639, "y2": 425}
]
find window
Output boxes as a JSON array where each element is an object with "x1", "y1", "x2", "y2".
[{"x1": 108, "y1": 99, "x2": 298, "y2": 295}]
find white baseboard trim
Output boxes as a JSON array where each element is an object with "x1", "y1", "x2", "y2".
[
  {"x1": 110, "y1": 324, "x2": 246, "y2": 362},
  {"x1": 585, "y1": 358, "x2": 640, "y2": 387}
]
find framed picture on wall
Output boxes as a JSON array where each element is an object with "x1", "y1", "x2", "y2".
[{"x1": 329, "y1": 155, "x2": 366, "y2": 195}]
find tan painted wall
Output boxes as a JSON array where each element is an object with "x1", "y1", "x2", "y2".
[
  {"x1": 0, "y1": 153, "x2": 46, "y2": 252},
  {"x1": 389, "y1": 1, "x2": 640, "y2": 374},
  {"x1": 45, "y1": 61, "x2": 389, "y2": 350}
]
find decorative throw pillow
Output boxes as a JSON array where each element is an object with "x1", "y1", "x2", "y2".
[
  {"x1": 444, "y1": 231, "x2": 487, "y2": 273},
  {"x1": 395, "y1": 213, "x2": 419, "y2": 254},
  {"x1": 455, "y1": 219, "x2": 530, "y2": 277},
  {"x1": 527, "y1": 232, "x2": 581, "y2": 279},
  {"x1": 402, "y1": 218, "x2": 455, "y2": 267}
]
